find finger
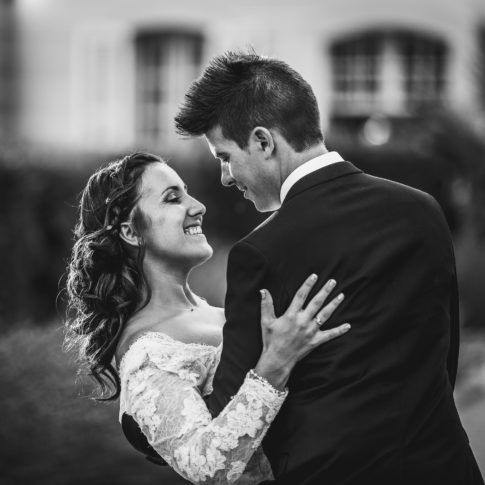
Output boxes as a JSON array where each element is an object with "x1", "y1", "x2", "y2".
[
  {"x1": 314, "y1": 323, "x2": 351, "y2": 346},
  {"x1": 287, "y1": 274, "x2": 318, "y2": 314},
  {"x1": 314, "y1": 292, "x2": 345, "y2": 326},
  {"x1": 260, "y1": 289, "x2": 276, "y2": 325},
  {"x1": 303, "y1": 279, "x2": 337, "y2": 317}
]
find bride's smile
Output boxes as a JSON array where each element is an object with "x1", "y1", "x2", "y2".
[{"x1": 119, "y1": 162, "x2": 213, "y2": 273}]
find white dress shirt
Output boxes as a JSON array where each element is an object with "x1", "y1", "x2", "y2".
[{"x1": 280, "y1": 151, "x2": 344, "y2": 203}]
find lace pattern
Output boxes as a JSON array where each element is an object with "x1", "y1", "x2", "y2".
[{"x1": 119, "y1": 332, "x2": 287, "y2": 484}]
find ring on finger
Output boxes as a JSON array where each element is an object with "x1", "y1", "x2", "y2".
[{"x1": 314, "y1": 316, "x2": 323, "y2": 327}]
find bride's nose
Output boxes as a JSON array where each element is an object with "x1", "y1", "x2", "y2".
[{"x1": 187, "y1": 196, "x2": 206, "y2": 217}]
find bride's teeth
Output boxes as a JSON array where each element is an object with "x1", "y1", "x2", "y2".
[{"x1": 185, "y1": 226, "x2": 202, "y2": 235}]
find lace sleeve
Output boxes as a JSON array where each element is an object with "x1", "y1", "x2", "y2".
[{"x1": 120, "y1": 335, "x2": 287, "y2": 484}]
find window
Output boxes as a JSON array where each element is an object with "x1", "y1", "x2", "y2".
[
  {"x1": 331, "y1": 33, "x2": 381, "y2": 115},
  {"x1": 135, "y1": 31, "x2": 203, "y2": 148},
  {"x1": 330, "y1": 30, "x2": 448, "y2": 117},
  {"x1": 400, "y1": 34, "x2": 447, "y2": 110}
]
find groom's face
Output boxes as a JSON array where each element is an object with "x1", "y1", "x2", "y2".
[{"x1": 205, "y1": 125, "x2": 280, "y2": 212}]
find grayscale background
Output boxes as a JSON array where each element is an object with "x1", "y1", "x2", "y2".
[{"x1": 0, "y1": 0, "x2": 484, "y2": 483}]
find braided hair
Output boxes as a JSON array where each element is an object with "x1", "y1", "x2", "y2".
[{"x1": 65, "y1": 152, "x2": 163, "y2": 400}]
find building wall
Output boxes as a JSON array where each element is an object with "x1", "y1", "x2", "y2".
[
  {"x1": 14, "y1": 0, "x2": 485, "y2": 154},
  {"x1": 0, "y1": 0, "x2": 16, "y2": 139}
]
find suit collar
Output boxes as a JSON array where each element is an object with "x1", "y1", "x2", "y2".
[
  {"x1": 282, "y1": 161, "x2": 362, "y2": 204},
  {"x1": 280, "y1": 151, "x2": 344, "y2": 203}
]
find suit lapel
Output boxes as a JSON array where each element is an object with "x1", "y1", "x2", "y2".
[{"x1": 283, "y1": 161, "x2": 362, "y2": 204}]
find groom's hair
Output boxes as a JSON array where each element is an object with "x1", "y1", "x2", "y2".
[{"x1": 175, "y1": 50, "x2": 324, "y2": 152}]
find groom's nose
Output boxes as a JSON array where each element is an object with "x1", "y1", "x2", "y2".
[{"x1": 221, "y1": 162, "x2": 235, "y2": 187}]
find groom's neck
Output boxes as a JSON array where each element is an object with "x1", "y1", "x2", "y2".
[{"x1": 279, "y1": 142, "x2": 328, "y2": 185}]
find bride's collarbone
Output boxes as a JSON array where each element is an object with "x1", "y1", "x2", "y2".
[
  {"x1": 120, "y1": 305, "x2": 224, "y2": 353},
  {"x1": 152, "y1": 314, "x2": 223, "y2": 348}
]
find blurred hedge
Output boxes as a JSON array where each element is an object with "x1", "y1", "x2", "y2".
[
  {"x1": 0, "y1": 159, "x2": 81, "y2": 324},
  {"x1": 0, "y1": 323, "x2": 191, "y2": 485}
]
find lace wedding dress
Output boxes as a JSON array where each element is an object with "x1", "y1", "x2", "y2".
[{"x1": 118, "y1": 332, "x2": 288, "y2": 484}]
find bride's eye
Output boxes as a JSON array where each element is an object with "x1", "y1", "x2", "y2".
[{"x1": 165, "y1": 193, "x2": 180, "y2": 203}]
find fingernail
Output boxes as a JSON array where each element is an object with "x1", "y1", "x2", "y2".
[
  {"x1": 311, "y1": 274, "x2": 318, "y2": 281},
  {"x1": 344, "y1": 323, "x2": 351, "y2": 330},
  {"x1": 260, "y1": 289, "x2": 266, "y2": 299},
  {"x1": 337, "y1": 293, "x2": 344, "y2": 301},
  {"x1": 328, "y1": 279, "x2": 336, "y2": 287}
]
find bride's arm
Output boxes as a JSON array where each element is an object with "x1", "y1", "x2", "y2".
[
  {"x1": 121, "y1": 277, "x2": 349, "y2": 484},
  {"x1": 123, "y1": 356, "x2": 286, "y2": 484}
]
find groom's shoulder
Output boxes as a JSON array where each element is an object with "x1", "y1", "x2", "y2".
[
  {"x1": 227, "y1": 212, "x2": 278, "y2": 253},
  {"x1": 360, "y1": 173, "x2": 450, "y2": 234},
  {"x1": 237, "y1": 210, "x2": 288, "y2": 253},
  {"x1": 380, "y1": 174, "x2": 444, "y2": 208},
  {"x1": 249, "y1": 211, "x2": 279, "y2": 236},
  {"x1": 359, "y1": 169, "x2": 441, "y2": 206}
]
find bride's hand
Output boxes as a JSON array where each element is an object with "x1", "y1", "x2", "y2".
[{"x1": 254, "y1": 275, "x2": 350, "y2": 389}]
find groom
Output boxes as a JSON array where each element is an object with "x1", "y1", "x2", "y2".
[{"x1": 175, "y1": 52, "x2": 483, "y2": 484}]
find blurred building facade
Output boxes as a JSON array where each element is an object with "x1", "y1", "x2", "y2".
[
  {"x1": 0, "y1": 0, "x2": 16, "y2": 140},
  {"x1": 6, "y1": 0, "x2": 485, "y2": 156}
]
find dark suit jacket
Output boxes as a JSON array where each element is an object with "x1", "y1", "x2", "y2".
[{"x1": 205, "y1": 161, "x2": 483, "y2": 485}]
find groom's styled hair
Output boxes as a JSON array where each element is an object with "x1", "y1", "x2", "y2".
[{"x1": 175, "y1": 51, "x2": 324, "y2": 152}]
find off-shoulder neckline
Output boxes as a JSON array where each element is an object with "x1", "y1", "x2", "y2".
[{"x1": 118, "y1": 330, "x2": 221, "y2": 374}]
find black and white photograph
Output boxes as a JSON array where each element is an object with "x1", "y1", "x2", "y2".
[{"x1": 1, "y1": 0, "x2": 485, "y2": 484}]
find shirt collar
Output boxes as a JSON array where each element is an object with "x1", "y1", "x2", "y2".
[{"x1": 280, "y1": 151, "x2": 344, "y2": 203}]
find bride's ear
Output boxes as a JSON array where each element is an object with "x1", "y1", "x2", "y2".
[{"x1": 119, "y1": 222, "x2": 140, "y2": 247}]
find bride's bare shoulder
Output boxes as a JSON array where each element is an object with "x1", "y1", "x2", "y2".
[
  {"x1": 214, "y1": 307, "x2": 225, "y2": 327},
  {"x1": 114, "y1": 310, "x2": 160, "y2": 365},
  {"x1": 115, "y1": 325, "x2": 145, "y2": 367}
]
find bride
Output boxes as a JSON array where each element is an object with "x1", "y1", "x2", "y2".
[{"x1": 65, "y1": 152, "x2": 350, "y2": 484}]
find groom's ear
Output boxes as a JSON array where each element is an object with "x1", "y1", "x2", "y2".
[{"x1": 249, "y1": 127, "x2": 275, "y2": 158}]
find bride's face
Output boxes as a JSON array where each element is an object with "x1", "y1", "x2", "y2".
[{"x1": 133, "y1": 163, "x2": 213, "y2": 269}]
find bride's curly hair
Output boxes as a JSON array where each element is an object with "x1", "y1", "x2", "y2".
[{"x1": 65, "y1": 152, "x2": 163, "y2": 401}]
